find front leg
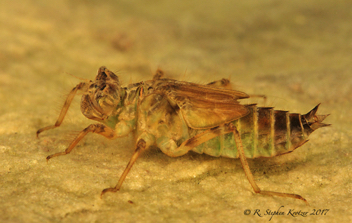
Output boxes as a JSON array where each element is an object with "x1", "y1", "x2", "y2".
[
  {"x1": 37, "y1": 81, "x2": 89, "y2": 137},
  {"x1": 46, "y1": 124, "x2": 115, "y2": 161},
  {"x1": 46, "y1": 122, "x2": 131, "y2": 161}
]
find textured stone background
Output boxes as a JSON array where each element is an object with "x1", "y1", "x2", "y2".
[{"x1": 0, "y1": 0, "x2": 351, "y2": 222}]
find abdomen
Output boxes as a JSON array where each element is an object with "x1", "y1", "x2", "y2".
[{"x1": 191, "y1": 104, "x2": 317, "y2": 158}]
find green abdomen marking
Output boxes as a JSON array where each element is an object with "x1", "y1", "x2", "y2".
[{"x1": 192, "y1": 104, "x2": 308, "y2": 158}]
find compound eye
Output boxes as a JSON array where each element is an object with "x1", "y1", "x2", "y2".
[{"x1": 99, "y1": 84, "x2": 107, "y2": 91}]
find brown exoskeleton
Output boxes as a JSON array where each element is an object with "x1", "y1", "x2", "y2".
[{"x1": 37, "y1": 67, "x2": 330, "y2": 205}]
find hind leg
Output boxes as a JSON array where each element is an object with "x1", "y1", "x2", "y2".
[
  {"x1": 207, "y1": 78, "x2": 232, "y2": 89},
  {"x1": 156, "y1": 125, "x2": 232, "y2": 157},
  {"x1": 229, "y1": 123, "x2": 309, "y2": 205},
  {"x1": 207, "y1": 79, "x2": 266, "y2": 103}
]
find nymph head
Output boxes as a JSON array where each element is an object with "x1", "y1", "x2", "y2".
[{"x1": 81, "y1": 67, "x2": 122, "y2": 121}]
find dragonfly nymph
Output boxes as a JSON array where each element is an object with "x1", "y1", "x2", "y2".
[{"x1": 37, "y1": 67, "x2": 329, "y2": 205}]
